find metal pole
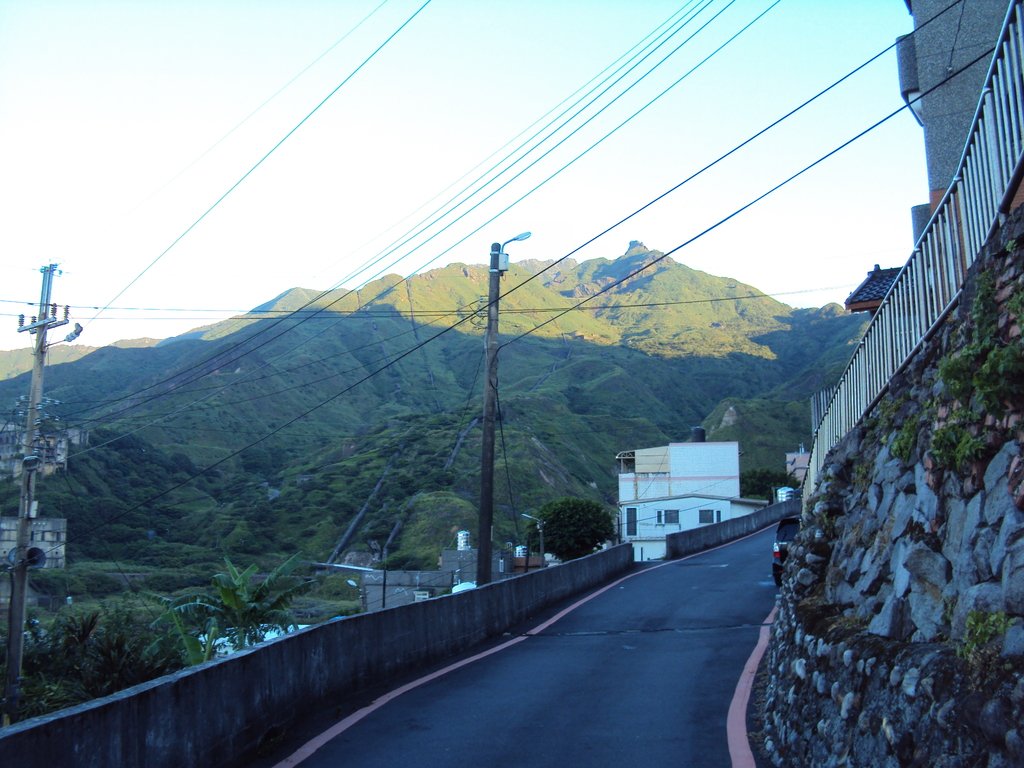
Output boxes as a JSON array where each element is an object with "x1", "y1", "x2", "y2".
[
  {"x1": 4, "y1": 264, "x2": 60, "y2": 725},
  {"x1": 477, "y1": 242, "x2": 502, "y2": 587},
  {"x1": 538, "y1": 521, "x2": 545, "y2": 569}
]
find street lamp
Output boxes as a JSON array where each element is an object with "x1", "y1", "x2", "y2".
[
  {"x1": 477, "y1": 232, "x2": 531, "y2": 587},
  {"x1": 521, "y1": 513, "x2": 545, "y2": 570}
]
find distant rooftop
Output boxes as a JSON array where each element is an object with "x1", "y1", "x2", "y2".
[{"x1": 845, "y1": 264, "x2": 901, "y2": 314}]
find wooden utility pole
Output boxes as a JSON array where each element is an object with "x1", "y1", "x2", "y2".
[{"x1": 3, "y1": 264, "x2": 69, "y2": 725}]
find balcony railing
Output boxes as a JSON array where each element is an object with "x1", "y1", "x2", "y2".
[{"x1": 805, "y1": 1, "x2": 1024, "y2": 501}]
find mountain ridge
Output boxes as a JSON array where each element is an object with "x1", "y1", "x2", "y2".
[{"x1": 0, "y1": 245, "x2": 864, "y2": 576}]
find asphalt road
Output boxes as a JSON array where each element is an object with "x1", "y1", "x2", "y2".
[{"x1": 270, "y1": 527, "x2": 778, "y2": 768}]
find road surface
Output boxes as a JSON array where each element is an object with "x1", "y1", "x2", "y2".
[{"x1": 267, "y1": 527, "x2": 777, "y2": 768}]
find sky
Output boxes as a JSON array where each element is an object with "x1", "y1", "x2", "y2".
[{"x1": 0, "y1": 0, "x2": 926, "y2": 351}]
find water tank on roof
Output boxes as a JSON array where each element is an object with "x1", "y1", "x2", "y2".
[{"x1": 691, "y1": 426, "x2": 706, "y2": 443}]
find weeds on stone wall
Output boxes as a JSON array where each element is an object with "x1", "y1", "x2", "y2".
[
  {"x1": 928, "y1": 268, "x2": 1024, "y2": 473},
  {"x1": 939, "y1": 270, "x2": 1024, "y2": 418},
  {"x1": 930, "y1": 412, "x2": 987, "y2": 472},
  {"x1": 957, "y1": 609, "x2": 1013, "y2": 684},
  {"x1": 891, "y1": 415, "x2": 920, "y2": 464}
]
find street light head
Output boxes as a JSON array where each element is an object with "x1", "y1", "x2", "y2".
[{"x1": 503, "y1": 231, "x2": 532, "y2": 247}]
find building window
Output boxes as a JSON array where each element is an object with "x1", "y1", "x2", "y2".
[
  {"x1": 626, "y1": 508, "x2": 637, "y2": 536},
  {"x1": 656, "y1": 510, "x2": 663, "y2": 524},
  {"x1": 664, "y1": 509, "x2": 679, "y2": 525},
  {"x1": 699, "y1": 509, "x2": 714, "y2": 524}
]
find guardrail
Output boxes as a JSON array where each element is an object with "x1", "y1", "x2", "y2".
[{"x1": 805, "y1": 1, "x2": 1024, "y2": 501}]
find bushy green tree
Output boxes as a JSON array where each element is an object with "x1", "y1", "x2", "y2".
[
  {"x1": 155, "y1": 554, "x2": 311, "y2": 658},
  {"x1": 740, "y1": 469, "x2": 798, "y2": 501},
  {"x1": 532, "y1": 497, "x2": 615, "y2": 561},
  {"x1": 1, "y1": 605, "x2": 183, "y2": 721}
]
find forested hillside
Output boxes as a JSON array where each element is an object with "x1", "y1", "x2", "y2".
[{"x1": 0, "y1": 245, "x2": 866, "y2": 584}]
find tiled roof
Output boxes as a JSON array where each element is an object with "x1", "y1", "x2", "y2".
[{"x1": 845, "y1": 264, "x2": 901, "y2": 310}]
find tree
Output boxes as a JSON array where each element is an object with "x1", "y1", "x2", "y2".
[
  {"x1": 155, "y1": 554, "x2": 311, "y2": 658},
  {"x1": 531, "y1": 497, "x2": 616, "y2": 561},
  {"x1": 740, "y1": 469, "x2": 798, "y2": 501}
]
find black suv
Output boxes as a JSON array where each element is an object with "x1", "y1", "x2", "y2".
[{"x1": 772, "y1": 516, "x2": 800, "y2": 586}]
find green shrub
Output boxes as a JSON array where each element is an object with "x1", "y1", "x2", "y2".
[
  {"x1": 891, "y1": 418, "x2": 918, "y2": 463},
  {"x1": 957, "y1": 610, "x2": 1013, "y2": 683},
  {"x1": 931, "y1": 421, "x2": 985, "y2": 472}
]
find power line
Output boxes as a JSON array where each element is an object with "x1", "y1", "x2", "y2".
[
  {"x1": 141, "y1": 0, "x2": 393, "y2": 203},
  {"x1": 21, "y1": 10, "x2": 920, "y2": 445},
  {"x1": 0, "y1": 283, "x2": 859, "y2": 320},
  {"x1": 97, "y1": 0, "x2": 764, "y2": 428},
  {"x1": 51, "y1": 0, "x2": 730, "y2": 427},
  {"x1": 56, "y1": 0, "x2": 729, "y2": 426},
  {"x1": 81, "y1": 0, "x2": 434, "y2": 338},
  {"x1": 305, "y1": 0, "x2": 705, "y2": 293},
  {"x1": 499, "y1": 46, "x2": 993, "y2": 351},
  {"x1": 477, "y1": 0, "x2": 966, "y2": 328},
  {"x1": 28, "y1": 5, "x2": 977, "y2": 559},
  {"x1": 316, "y1": 0, "x2": 720, "y2": 296},
  {"x1": 14, "y1": 0, "x2": 759, "y2": 437}
]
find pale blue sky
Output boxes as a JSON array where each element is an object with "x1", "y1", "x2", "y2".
[{"x1": 0, "y1": 0, "x2": 924, "y2": 349}]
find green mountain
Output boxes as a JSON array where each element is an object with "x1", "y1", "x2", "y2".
[{"x1": 0, "y1": 244, "x2": 865, "y2": 579}]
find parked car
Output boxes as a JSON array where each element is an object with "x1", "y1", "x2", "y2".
[{"x1": 772, "y1": 516, "x2": 800, "y2": 586}]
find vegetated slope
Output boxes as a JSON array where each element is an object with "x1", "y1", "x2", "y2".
[{"x1": 0, "y1": 245, "x2": 864, "y2": 573}]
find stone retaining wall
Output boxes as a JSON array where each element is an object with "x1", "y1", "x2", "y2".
[{"x1": 762, "y1": 209, "x2": 1024, "y2": 764}]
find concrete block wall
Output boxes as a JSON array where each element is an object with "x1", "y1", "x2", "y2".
[
  {"x1": 0, "y1": 543, "x2": 632, "y2": 768},
  {"x1": 665, "y1": 498, "x2": 800, "y2": 560}
]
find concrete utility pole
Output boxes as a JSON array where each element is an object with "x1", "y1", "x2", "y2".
[
  {"x1": 3, "y1": 264, "x2": 71, "y2": 725},
  {"x1": 522, "y1": 513, "x2": 545, "y2": 570},
  {"x1": 477, "y1": 233, "x2": 530, "y2": 587}
]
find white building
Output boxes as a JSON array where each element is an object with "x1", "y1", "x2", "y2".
[{"x1": 616, "y1": 441, "x2": 766, "y2": 561}]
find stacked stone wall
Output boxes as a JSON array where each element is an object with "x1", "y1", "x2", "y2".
[{"x1": 762, "y1": 207, "x2": 1024, "y2": 766}]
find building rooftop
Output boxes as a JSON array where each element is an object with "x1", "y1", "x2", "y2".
[{"x1": 845, "y1": 264, "x2": 902, "y2": 314}]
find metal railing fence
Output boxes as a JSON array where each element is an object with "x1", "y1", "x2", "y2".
[{"x1": 805, "y1": 1, "x2": 1024, "y2": 502}]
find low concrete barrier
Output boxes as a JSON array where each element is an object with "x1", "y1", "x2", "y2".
[
  {"x1": 0, "y1": 543, "x2": 631, "y2": 768},
  {"x1": 664, "y1": 498, "x2": 800, "y2": 560}
]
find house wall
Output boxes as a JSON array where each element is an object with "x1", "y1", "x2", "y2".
[
  {"x1": 903, "y1": 0, "x2": 1008, "y2": 204},
  {"x1": 620, "y1": 495, "x2": 764, "y2": 561},
  {"x1": 0, "y1": 517, "x2": 67, "y2": 574},
  {"x1": 618, "y1": 441, "x2": 745, "y2": 559},
  {"x1": 618, "y1": 441, "x2": 740, "y2": 503}
]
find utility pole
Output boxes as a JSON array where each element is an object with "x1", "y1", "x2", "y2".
[
  {"x1": 3, "y1": 264, "x2": 71, "y2": 725},
  {"x1": 522, "y1": 513, "x2": 545, "y2": 570},
  {"x1": 477, "y1": 233, "x2": 530, "y2": 587}
]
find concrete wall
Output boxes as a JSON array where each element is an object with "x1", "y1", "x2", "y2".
[
  {"x1": 664, "y1": 498, "x2": 800, "y2": 560},
  {"x1": 0, "y1": 543, "x2": 632, "y2": 768},
  {"x1": 905, "y1": 0, "x2": 1007, "y2": 203}
]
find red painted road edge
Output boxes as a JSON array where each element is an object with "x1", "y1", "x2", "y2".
[
  {"x1": 728, "y1": 604, "x2": 777, "y2": 768},
  {"x1": 274, "y1": 528, "x2": 776, "y2": 768}
]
